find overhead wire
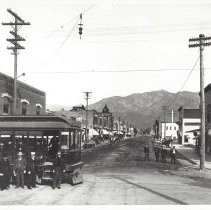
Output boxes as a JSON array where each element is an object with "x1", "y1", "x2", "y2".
[
  {"x1": 44, "y1": 4, "x2": 96, "y2": 39},
  {"x1": 26, "y1": 66, "x2": 206, "y2": 74},
  {"x1": 167, "y1": 54, "x2": 200, "y2": 108},
  {"x1": 45, "y1": 4, "x2": 96, "y2": 63},
  {"x1": 155, "y1": 53, "x2": 200, "y2": 123}
]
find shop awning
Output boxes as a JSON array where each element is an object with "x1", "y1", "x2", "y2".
[
  {"x1": 114, "y1": 131, "x2": 123, "y2": 135},
  {"x1": 88, "y1": 128, "x2": 99, "y2": 137},
  {"x1": 102, "y1": 129, "x2": 109, "y2": 135},
  {"x1": 186, "y1": 129, "x2": 200, "y2": 133}
]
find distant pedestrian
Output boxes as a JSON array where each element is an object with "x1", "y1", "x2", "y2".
[
  {"x1": 0, "y1": 153, "x2": 12, "y2": 191},
  {"x1": 170, "y1": 146, "x2": 176, "y2": 164},
  {"x1": 144, "y1": 144, "x2": 149, "y2": 161},
  {"x1": 13, "y1": 151, "x2": 26, "y2": 189}
]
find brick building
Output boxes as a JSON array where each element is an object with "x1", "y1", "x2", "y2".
[{"x1": 0, "y1": 72, "x2": 46, "y2": 115}]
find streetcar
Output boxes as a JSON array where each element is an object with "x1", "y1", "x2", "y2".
[{"x1": 0, "y1": 115, "x2": 83, "y2": 185}]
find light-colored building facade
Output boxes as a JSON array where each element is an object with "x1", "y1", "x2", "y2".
[
  {"x1": 161, "y1": 122, "x2": 179, "y2": 139},
  {"x1": 178, "y1": 106, "x2": 201, "y2": 145}
]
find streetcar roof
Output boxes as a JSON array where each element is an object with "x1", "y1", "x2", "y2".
[{"x1": 0, "y1": 115, "x2": 81, "y2": 130}]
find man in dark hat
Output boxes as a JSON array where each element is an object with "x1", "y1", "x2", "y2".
[
  {"x1": 0, "y1": 153, "x2": 12, "y2": 191},
  {"x1": 13, "y1": 151, "x2": 26, "y2": 189},
  {"x1": 26, "y1": 152, "x2": 37, "y2": 189},
  {"x1": 52, "y1": 151, "x2": 65, "y2": 189}
]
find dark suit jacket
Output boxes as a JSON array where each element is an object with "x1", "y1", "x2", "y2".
[{"x1": 53, "y1": 157, "x2": 65, "y2": 171}]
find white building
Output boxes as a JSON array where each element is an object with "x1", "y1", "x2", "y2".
[
  {"x1": 178, "y1": 106, "x2": 201, "y2": 145},
  {"x1": 161, "y1": 122, "x2": 179, "y2": 139}
]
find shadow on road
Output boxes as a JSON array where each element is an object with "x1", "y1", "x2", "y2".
[{"x1": 112, "y1": 175, "x2": 188, "y2": 205}]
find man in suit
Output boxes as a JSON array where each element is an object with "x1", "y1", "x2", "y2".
[
  {"x1": 26, "y1": 152, "x2": 37, "y2": 189},
  {"x1": 52, "y1": 151, "x2": 65, "y2": 189},
  {"x1": 0, "y1": 153, "x2": 12, "y2": 191},
  {"x1": 13, "y1": 151, "x2": 26, "y2": 189}
]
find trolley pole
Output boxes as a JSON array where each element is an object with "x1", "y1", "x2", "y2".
[
  {"x1": 189, "y1": 34, "x2": 211, "y2": 170},
  {"x1": 84, "y1": 92, "x2": 92, "y2": 143},
  {"x1": 2, "y1": 9, "x2": 30, "y2": 115}
]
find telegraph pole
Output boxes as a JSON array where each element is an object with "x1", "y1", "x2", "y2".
[
  {"x1": 84, "y1": 92, "x2": 92, "y2": 143},
  {"x1": 189, "y1": 34, "x2": 211, "y2": 170},
  {"x1": 118, "y1": 117, "x2": 121, "y2": 134},
  {"x1": 171, "y1": 110, "x2": 174, "y2": 140},
  {"x1": 162, "y1": 106, "x2": 168, "y2": 139},
  {"x1": 2, "y1": 9, "x2": 30, "y2": 115}
]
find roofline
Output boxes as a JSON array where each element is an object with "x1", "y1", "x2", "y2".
[
  {"x1": 0, "y1": 72, "x2": 45, "y2": 95},
  {"x1": 0, "y1": 115, "x2": 81, "y2": 129}
]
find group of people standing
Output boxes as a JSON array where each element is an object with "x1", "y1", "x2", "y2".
[
  {"x1": 143, "y1": 144, "x2": 177, "y2": 164},
  {"x1": 154, "y1": 145, "x2": 176, "y2": 164},
  {"x1": 0, "y1": 149, "x2": 65, "y2": 191},
  {"x1": 0, "y1": 151, "x2": 37, "y2": 191}
]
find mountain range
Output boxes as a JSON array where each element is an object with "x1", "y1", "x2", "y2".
[{"x1": 47, "y1": 90, "x2": 200, "y2": 129}]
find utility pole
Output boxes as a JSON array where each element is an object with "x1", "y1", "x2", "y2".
[
  {"x1": 162, "y1": 106, "x2": 168, "y2": 139},
  {"x1": 171, "y1": 110, "x2": 174, "y2": 139},
  {"x1": 84, "y1": 92, "x2": 92, "y2": 143},
  {"x1": 2, "y1": 9, "x2": 30, "y2": 115},
  {"x1": 118, "y1": 117, "x2": 121, "y2": 134},
  {"x1": 189, "y1": 34, "x2": 211, "y2": 170}
]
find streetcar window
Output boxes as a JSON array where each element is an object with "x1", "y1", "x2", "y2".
[
  {"x1": 61, "y1": 131, "x2": 69, "y2": 150},
  {"x1": 75, "y1": 131, "x2": 79, "y2": 148}
]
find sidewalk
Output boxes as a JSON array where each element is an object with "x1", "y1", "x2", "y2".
[{"x1": 175, "y1": 144, "x2": 211, "y2": 170}]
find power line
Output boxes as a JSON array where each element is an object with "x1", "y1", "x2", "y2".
[
  {"x1": 84, "y1": 25, "x2": 211, "y2": 37},
  {"x1": 26, "y1": 66, "x2": 210, "y2": 74},
  {"x1": 44, "y1": 4, "x2": 95, "y2": 39},
  {"x1": 46, "y1": 4, "x2": 95, "y2": 61},
  {"x1": 155, "y1": 54, "x2": 200, "y2": 128},
  {"x1": 167, "y1": 55, "x2": 200, "y2": 108}
]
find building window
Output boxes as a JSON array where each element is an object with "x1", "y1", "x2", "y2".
[
  {"x1": 3, "y1": 103, "x2": 9, "y2": 114},
  {"x1": 207, "y1": 104, "x2": 211, "y2": 123},
  {"x1": 36, "y1": 106, "x2": 41, "y2": 115},
  {"x1": 22, "y1": 102, "x2": 27, "y2": 115},
  {"x1": 35, "y1": 103, "x2": 42, "y2": 115},
  {"x1": 174, "y1": 127, "x2": 176, "y2": 130},
  {"x1": 166, "y1": 126, "x2": 168, "y2": 130},
  {"x1": 184, "y1": 135, "x2": 189, "y2": 143}
]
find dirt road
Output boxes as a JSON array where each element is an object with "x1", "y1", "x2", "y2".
[{"x1": 1, "y1": 136, "x2": 211, "y2": 205}]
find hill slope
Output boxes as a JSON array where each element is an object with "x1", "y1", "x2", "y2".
[{"x1": 89, "y1": 90, "x2": 200, "y2": 129}]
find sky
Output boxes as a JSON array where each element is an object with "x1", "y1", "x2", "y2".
[{"x1": 1, "y1": 0, "x2": 211, "y2": 107}]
